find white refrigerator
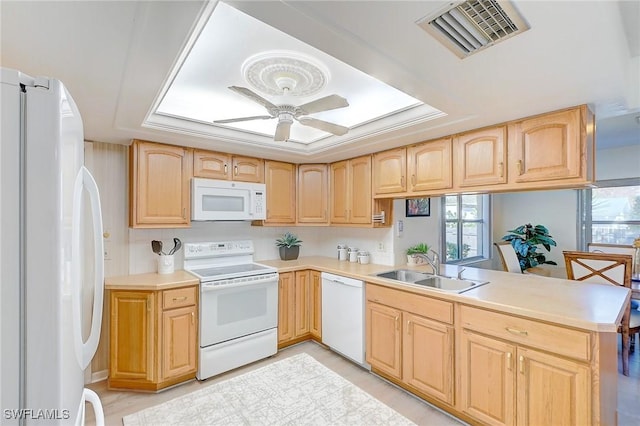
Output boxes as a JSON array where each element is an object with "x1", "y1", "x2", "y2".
[{"x1": 1, "y1": 68, "x2": 105, "y2": 425}]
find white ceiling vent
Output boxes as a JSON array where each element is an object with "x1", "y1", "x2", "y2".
[{"x1": 417, "y1": 0, "x2": 529, "y2": 58}]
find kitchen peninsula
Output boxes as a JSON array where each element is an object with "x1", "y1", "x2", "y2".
[{"x1": 259, "y1": 256, "x2": 629, "y2": 425}]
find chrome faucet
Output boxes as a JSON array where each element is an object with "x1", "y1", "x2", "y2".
[{"x1": 415, "y1": 249, "x2": 440, "y2": 276}]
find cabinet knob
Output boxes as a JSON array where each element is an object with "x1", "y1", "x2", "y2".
[
  {"x1": 517, "y1": 160, "x2": 523, "y2": 175},
  {"x1": 499, "y1": 162, "x2": 504, "y2": 178},
  {"x1": 506, "y1": 352, "x2": 512, "y2": 370},
  {"x1": 224, "y1": 164, "x2": 228, "y2": 174},
  {"x1": 519, "y1": 355, "x2": 525, "y2": 373},
  {"x1": 234, "y1": 165, "x2": 238, "y2": 175}
]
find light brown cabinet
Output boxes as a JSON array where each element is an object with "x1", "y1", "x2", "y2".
[
  {"x1": 264, "y1": 160, "x2": 296, "y2": 224},
  {"x1": 108, "y1": 286, "x2": 197, "y2": 391},
  {"x1": 278, "y1": 270, "x2": 318, "y2": 347},
  {"x1": 459, "y1": 305, "x2": 592, "y2": 426},
  {"x1": 129, "y1": 140, "x2": 192, "y2": 228},
  {"x1": 366, "y1": 284, "x2": 454, "y2": 405},
  {"x1": 508, "y1": 106, "x2": 591, "y2": 185},
  {"x1": 373, "y1": 148, "x2": 406, "y2": 195},
  {"x1": 297, "y1": 164, "x2": 328, "y2": 224},
  {"x1": 454, "y1": 127, "x2": 507, "y2": 188},
  {"x1": 193, "y1": 149, "x2": 263, "y2": 183},
  {"x1": 309, "y1": 270, "x2": 322, "y2": 340},
  {"x1": 407, "y1": 138, "x2": 453, "y2": 192},
  {"x1": 330, "y1": 155, "x2": 372, "y2": 225}
]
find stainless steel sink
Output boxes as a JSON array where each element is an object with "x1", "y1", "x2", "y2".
[{"x1": 372, "y1": 269, "x2": 489, "y2": 294}]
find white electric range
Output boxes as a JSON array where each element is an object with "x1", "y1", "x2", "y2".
[{"x1": 183, "y1": 240, "x2": 279, "y2": 380}]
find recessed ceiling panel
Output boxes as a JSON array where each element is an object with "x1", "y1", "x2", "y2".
[{"x1": 151, "y1": 1, "x2": 442, "y2": 145}]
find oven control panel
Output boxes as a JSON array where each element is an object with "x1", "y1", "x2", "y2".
[{"x1": 184, "y1": 240, "x2": 254, "y2": 259}]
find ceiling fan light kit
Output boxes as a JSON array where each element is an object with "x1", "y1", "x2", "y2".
[{"x1": 215, "y1": 51, "x2": 351, "y2": 142}]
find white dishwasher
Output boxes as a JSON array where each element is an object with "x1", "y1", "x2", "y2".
[{"x1": 321, "y1": 272, "x2": 368, "y2": 367}]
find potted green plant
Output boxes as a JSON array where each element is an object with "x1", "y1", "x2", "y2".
[
  {"x1": 276, "y1": 232, "x2": 302, "y2": 261},
  {"x1": 502, "y1": 224, "x2": 557, "y2": 271},
  {"x1": 406, "y1": 243, "x2": 430, "y2": 265}
]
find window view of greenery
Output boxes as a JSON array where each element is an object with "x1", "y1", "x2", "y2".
[
  {"x1": 590, "y1": 184, "x2": 640, "y2": 245},
  {"x1": 444, "y1": 194, "x2": 488, "y2": 262}
]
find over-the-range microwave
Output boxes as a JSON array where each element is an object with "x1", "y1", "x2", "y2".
[{"x1": 192, "y1": 178, "x2": 266, "y2": 221}]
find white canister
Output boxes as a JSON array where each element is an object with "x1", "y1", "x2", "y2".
[
  {"x1": 158, "y1": 254, "x2": 175, "y2": 274},
  {"x1": 358, "y1": 251, "x2": 370, "y2": 264},
  {"x1": 348, "y1": 247, "x2": 359, "y2": 262},
  {"x1": 338, "y1": 248, "x2": 348, "y2": 261}
]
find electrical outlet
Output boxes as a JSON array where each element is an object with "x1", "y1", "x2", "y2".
[{"x1": 377, "y1": 241, "x2": 385, "y2": 252}]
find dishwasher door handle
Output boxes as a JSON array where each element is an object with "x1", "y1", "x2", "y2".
[{"x1": 329, "y1": 279, "x2": 362, "y2": 288}]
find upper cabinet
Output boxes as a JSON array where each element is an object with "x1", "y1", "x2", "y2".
[
  {"x1": 129, "y1": 140, "x2": 192, "y2": 228},
  {"x1": 407, "y1": 138, "x2": 453, "y2": 192},
  {"x1": 373, "y1": 148, "x2": 406, "y2": 195},
  {"x1": 454, "y1": 127, "x2": 507, "y2": 188},
  {"x1": 330, "y1": 155, "x2": 372, "y2": 225},
  {"x1": 193, "y1": 149, "x2": 264, "y2": 183},
  {"x1": 297, "y1": 164, "x2": 328, "y2": 224},
  {"x1": 263, "y1": 160, "x2": 296, "y2": 224},
  {"x1": 508, "y1": 106, "x2": 592, "y2": 186}
]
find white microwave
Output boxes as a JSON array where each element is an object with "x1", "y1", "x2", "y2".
[{"x1": 192, "y1": 178, "x2": 266, "y2": 221}]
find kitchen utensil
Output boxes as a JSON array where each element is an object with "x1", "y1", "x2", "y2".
[
  {"x1": 151, "y1": 240, "x2": 164, "y2": 255},
  {"x1": 169, "y1": 237, "x2": 182, "y2": 255}
]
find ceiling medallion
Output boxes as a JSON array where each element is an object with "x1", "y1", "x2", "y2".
[{"x1": 242, "y1": 51, "x2": 329, "y2": 97}]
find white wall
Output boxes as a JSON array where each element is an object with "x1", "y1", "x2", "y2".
[{"x1": 595, "y1": 144, "x2": 640, "y2": 180}]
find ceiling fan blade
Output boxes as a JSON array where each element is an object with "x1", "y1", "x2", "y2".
[
  {"x1": 213, "y1": 115, "x2": 273, "y2": 124},
  {"x1": 297, "y1": 117, "x2": 349, "y2": 136},
  {"x1": 297, "y1": 94, "x2": 349, "y2": 115},
  {"x1": 274, "y1": 120, "x2": 292, "y2": 142},
  {"x1": 228, "y1": 86, "x2": 278, "y2": 111}
]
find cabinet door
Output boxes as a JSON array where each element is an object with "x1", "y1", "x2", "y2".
[
  {"x1": 298, "y1": 164, "x2": 328, "y2": 223},
  {"x1": 109, "y1": 291, "x2": 155, "y2": 382},
  {"x1": 294, "y1": 270, "x2": 310, "y2": 338},
  {"x1": 366, "y1": 301, "x2": 402, "y2": 379},
  {"x1": 330, "y1": 160, "x2": 350, "y2": 223},
  {"x1": 130, "y1": 141, "x2": 191, "y2": 227},
  {"x1": 264, "y1": 161, "x2": 296, "y2": 224},
  {"x1": 161, "y1": 305, "x2": 197, "y2": 380},
  {"x1": 455, "y1": 127, "x2": 507, "y2": 187},
  {"x1": 403, "y1": 313, "x2": 454, "y2": 405},
  {"x1": 460, "y1": 329, "x2": 516, "y2": 426},
  {"x1": 516, "y1": 347, "x2": 591, "y2": 426},
  {"x1": 193, "y1": 149, "x2": 230, "y2": 180},
  {"x1": 310, "y1": 270, "x2": 322, "y2": 340},
  {"x1": 407, "y1": 138, "x2": 452, "y2": 192},
  {"x1": 508, "y1": 108, "x2": 582, "y2": 183},
  {"x1": 349, "y1": 155, "x2": 372, "y2": 224},
  {"x1": 373, "y1": 148, "x2": 406, "y2": 195},
  {"x1": 232, "y1": 155, "x2": 264, "y2": 183},
  {"x1": 277, "y1": 272, "x2": 295, "y2": 343}
]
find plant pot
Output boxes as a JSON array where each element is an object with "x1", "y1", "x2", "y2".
[{"x1": 279, "y1": 246, "x2": 300, "y2": 261}]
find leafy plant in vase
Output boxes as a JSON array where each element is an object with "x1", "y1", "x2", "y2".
[
  {"x1": 502, "y1": 224, "x2": 557, "y2": 271},
  {"x1": 276, "y1": 232, "x2": 302, "y2": 261},
  {"x1": 406, "y1": 243, "x2": 430, "y2": 265}
]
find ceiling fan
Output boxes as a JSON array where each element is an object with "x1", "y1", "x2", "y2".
[{"x1": 214, "y1": 85, "x2": 350, "y2": 142}]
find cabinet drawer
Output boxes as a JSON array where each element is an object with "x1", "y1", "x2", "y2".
[
  {"x1": 366, "y1": 284, "x2": 453, "y2": 324},
  {"x1": 162, "y1": 286, "x2": 197, "y2": 310},
  {"x1": 460, "y1": 305, "x2": 591, "y2": 361}
]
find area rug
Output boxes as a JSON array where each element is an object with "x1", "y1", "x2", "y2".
[{"x1": 123, "y1": 353, "x2": 416, "y2": 425}]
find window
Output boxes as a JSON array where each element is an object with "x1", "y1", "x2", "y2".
[
  {"x1": 579, "y1": 178, "x2": 640, "y2": 247},
  {"x1": 442, "y1": 194, "x2": 490, "y2": 263}
]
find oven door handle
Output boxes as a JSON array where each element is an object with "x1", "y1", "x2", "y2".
[{"x1": 200, "y1": 276, "x2": 279, "y2": 291}]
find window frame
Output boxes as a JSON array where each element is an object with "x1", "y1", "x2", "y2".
[
  {"x1": 440, "y1": 193, "x2": 491, "y2": 264},
  {"x1": 578, "y1": 177, "x2": 640, "y2": 249}
]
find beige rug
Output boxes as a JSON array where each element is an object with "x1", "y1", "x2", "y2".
[{"x1": 123, "y1": 353, "x2": 416, "y2": 425}]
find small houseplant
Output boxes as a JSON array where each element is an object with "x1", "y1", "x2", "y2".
[
  {"x1": 406, "y1": 243, "x2": 430, "y2": 265},
  {"x1": 502, "y1": 224, "x2": 557, "y2": 271},
  {"x1": 276, "y1": 232, "x2": 302, "y2": 261}
]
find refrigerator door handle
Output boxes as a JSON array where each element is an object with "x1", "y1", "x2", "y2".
[{"x1": 71, "y1": 166, "x2": 104, "y2": 369}]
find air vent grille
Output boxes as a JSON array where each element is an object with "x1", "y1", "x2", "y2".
[{"x1": 417, "y1": 0, "x2": 529, "y2": 58}]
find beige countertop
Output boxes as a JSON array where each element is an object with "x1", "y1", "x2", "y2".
[
  {"x1": 257, "y1": 256, "x2": 630, "y2": 333},
  {"x1": 105, "y1": 270, "x2": 199, "y2": 291}
]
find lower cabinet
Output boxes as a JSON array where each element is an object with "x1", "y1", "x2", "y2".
[
  {"x1": 108, "y1": 286, "x2": 198, "y2": 391},
  {"x1": 278, "y1": 270, "x2": 321, "y2": 347},
  {"x1": 459, "y1": 306, "x2": 592, "y2": 426},
  {"x1": 366, "y1": 284, "x2": 454, "y2": 405}
]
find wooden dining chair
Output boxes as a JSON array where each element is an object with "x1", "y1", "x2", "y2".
[
  {"x1": 587, "y1": 242, "x2": 635, "y2": 256},
  {"x1": 494, "y1": 242, "x2": 522, "y2": 273},
  {"x1": 563, "y1": 250, "x2": 639, "y2": 376}
]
